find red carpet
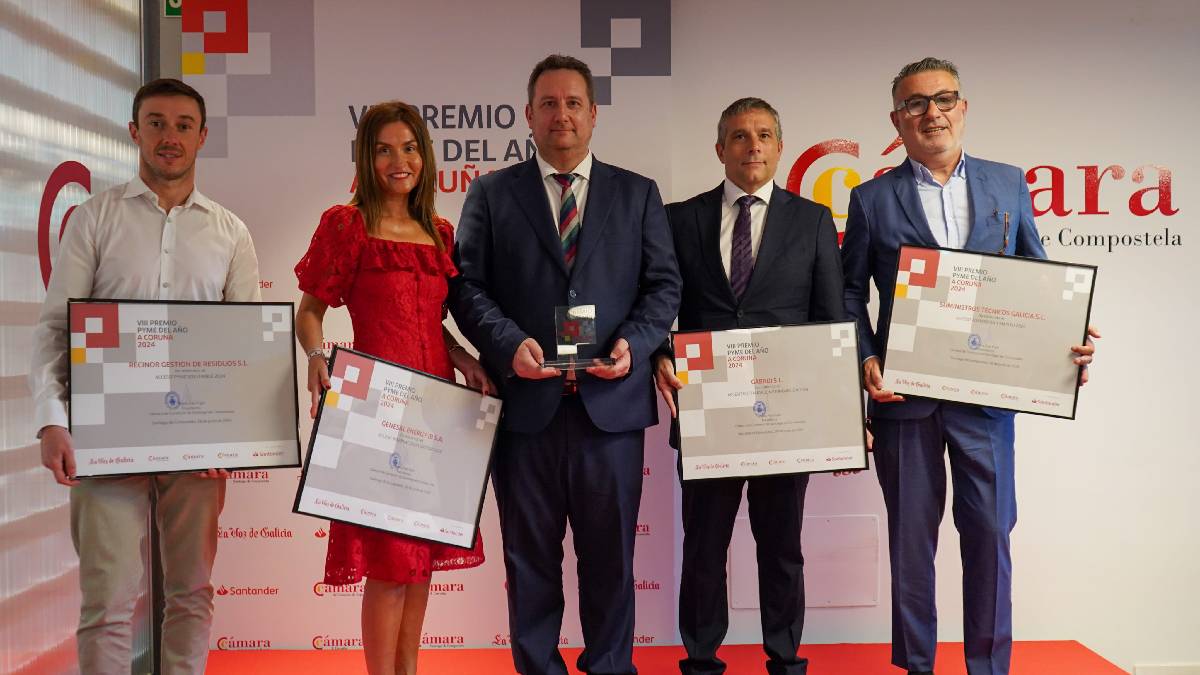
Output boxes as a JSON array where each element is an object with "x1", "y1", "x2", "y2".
[{"x1": 206, "y1": 641, "x2": 1125, "y2": 674}]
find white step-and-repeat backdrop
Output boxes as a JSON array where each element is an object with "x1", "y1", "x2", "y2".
[{"x1": 20, "y1": 0, "x2": 1197, "y2": 671}]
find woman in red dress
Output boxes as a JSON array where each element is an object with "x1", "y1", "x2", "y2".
[{"x1": 294, "y1": 101, "x2": 490, "y2": 675}]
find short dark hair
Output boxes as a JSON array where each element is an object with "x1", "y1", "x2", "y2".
[
  {"x1": 527, "y1": 54, "x2": 595, "y2": 105},
  {"x1": 132, "y1": 78, "x2": 207, "y2": 129},
  {"x1": 717, "y1": 97, "x2": 782, "y2": 145},
  {"x1": 891, "y1": 57, "x2": 961, "y2": 100}
]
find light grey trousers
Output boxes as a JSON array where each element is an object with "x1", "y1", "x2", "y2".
[{"x1": 70, "y1": 475, "x2": 225, "y2": 675}]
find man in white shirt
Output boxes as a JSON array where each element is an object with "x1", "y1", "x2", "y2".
[
  {"x1": 29, "y1": 78, "x2": 260, "y2": 674},
  {"x1": 654, "y1": 98, "x2": 845, "y2": 675}
]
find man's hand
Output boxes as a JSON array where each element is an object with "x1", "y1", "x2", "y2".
[
  {"x1": 586, "y1": 338, "x2": 632, "y2": 380},
  {"x1": 450, "y1": 347, "x2": 496, "y2": 395},
  {"x1": 512, "y1": 338, "x2": 561, "y2": 380},
  {"x1": 1072, "y1": 325, "x2": 1101, "y2": 386},
  {"x1": 306, "y1": 353, "x2": 331, "y2": 419},
  {"x1": 653, "y1": 354, "x2": 683, "y2": 418},
  {"x1": 863, "y1": 356, "x2": 904, "y2": 403},
  {"x1": 40, "y1": 425, "x2": 80, "y2": 486}
]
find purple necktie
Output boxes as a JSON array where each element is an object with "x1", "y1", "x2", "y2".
[{"x1": 730, "y1": 195, "x2": 756, "y2": 299}]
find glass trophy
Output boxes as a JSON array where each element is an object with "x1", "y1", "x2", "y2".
[{"x1": 541, "y1": 305, "x2": 616, "y2": 370}]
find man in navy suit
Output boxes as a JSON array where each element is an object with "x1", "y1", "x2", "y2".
[
  {"x1": 654, "y1": 98, "x2": 844, "y2": 675},
  {"x1": 450, "y1": 54, "x2": 680, "y2": 675},
  {"x1": 841, "y1": 58, "x2": 1099, "y2": 675}
]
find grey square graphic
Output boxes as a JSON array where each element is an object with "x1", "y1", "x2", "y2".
[
  {"x1": 71, "y1": 363, "x2": 104, "y2": 396},
  {"x1": 203, "y1": 10, "x2": 226, "y2": 34},
  {"x1": 205, "y1": 54, "x2": 226, "y2": 75},
  {"x1": 182, "y1": 32, "x2": 203, "y2": 53}
]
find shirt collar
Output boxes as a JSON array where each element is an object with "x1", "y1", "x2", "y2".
[
  {"x1": 536, "y1": 151, "x2": 593, "y2": 183},
  {"x1": 121, "y1": 175, "x2": 214, "y2": 212},
  {"x1": 722, "y1": 178, "x2": 774, "y2": 206},
  {"x1": 909, "y1": 152, "x2": 968, "y2": 187}
]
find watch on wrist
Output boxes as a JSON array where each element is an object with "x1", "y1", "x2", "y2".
[{"x1": 306, "y1": 347, "x2": 326, "y2": 360}]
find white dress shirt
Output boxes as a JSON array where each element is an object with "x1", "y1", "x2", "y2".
[
  {"x1": 719, "y1": 178, "x2": 774, "y2": 278},
  {"x1": 29, "y1": 176, "x2": 261, "y2": 431},
  {"x1": 910, "y1": 153, "x2": 971, "y2": 248},
  {"x1": 535, "y1": 151, "x2": 593, "y2": 234}
]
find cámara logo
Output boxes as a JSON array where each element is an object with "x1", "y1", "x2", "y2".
[
  {"x1": 313, "y1": 581, "x2": 365, "y2": 597},
  {"x1": 38, "y1": 161, "x2": 91, "y2": 288},
  {"x1": 313, "y1": 634, "x2": 362, "y2": 650},
  {"x1": 429, "y1": 582, "x2": 465, "y2": 596},
  {"x1": 786, "y1": 137, "x2": 1180, "y2": 251},
  {"x1": 216, "y1": 636, "x2": 271, "y2": 650},
  {"x1": 229, "y1": 469, "x2": 270, "y2": 483}
]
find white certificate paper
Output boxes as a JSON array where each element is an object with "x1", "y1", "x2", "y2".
[
  {"x1": 675, "y1": 322, "x2": 868, "y2": 479},
  {"x1": 294, "y1": 348, "x2": 501, "y2": 549},
  {"x1": 882, "y1": 246, "x2": 1096, "y2": 418},
  {"x1": 68, "y1": 300, "x2": 301, "y2": 477}
]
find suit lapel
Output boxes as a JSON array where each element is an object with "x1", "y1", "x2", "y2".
[
  {"x1": 571, "y1": 160, "x2": 615, "y2": 275},
  {"x1": 891, "y1": 160, "x2": 940, "y2": 248},
  {"x1": 511, "y1": 158, "x2": 568, "y2": 276},
  {"x1": 963, "y1": 156, "x2": 998, "y2": 252},
  {"x1": 744, "y1": 184, "x2": 790, "y2": 298},
  {"x1": 697, "y1": 185, "x2": 736, "y2": 303}
]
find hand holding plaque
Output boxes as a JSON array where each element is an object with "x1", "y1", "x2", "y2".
[{"x1": 540, "y1": 305, "x2": 616, "y2": 371}]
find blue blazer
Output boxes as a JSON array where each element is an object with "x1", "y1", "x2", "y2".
[
  {"x1": 841, "y1": 155, "x2": 1047, "y2": 420},
  {"x1": 450, "y1": 157, "x2": 682, "y2": 434}
]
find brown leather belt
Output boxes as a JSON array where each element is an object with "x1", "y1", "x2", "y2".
[{"x1": 561, "y1": 380, "x2": 579, "y2": 396}]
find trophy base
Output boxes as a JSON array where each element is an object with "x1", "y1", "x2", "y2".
[{"x1": 540, "y1": 357, "x2": 616, "y2": 371}]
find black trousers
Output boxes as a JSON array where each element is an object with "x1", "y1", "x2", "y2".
[{"x1": 678, "y1": 471, "x2": 810, "y2": 675}]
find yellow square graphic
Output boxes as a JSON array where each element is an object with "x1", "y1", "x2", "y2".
[
  {"x1": 895, "y1": 284, "x2": 908, "y2": 299},
  {"x1": 181, "y1": 52, "x2": 206, "y2": 75},
  {"x1": 677, "y1": 371, "x2": 689, "y2": 385},
  {"x1": 71, "y1": 347, "x2": 87, "y2": 364},
  {"x1": 324, "y1": 391, "x2": 339, "y2": 408}
]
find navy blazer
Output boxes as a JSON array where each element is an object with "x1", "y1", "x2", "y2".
[
  {"x1": 450, "y1": 157, "x2": 681, "y2": 434},
  {"x1": 841, "y1": 155, "x2": 1047, "y2": 420},
  {"x1": 665, "y1": 183, "x2": 845, "y2": 449},
  {"x1": 668, "y1": 183, "x2": 844, "y2": 332}
]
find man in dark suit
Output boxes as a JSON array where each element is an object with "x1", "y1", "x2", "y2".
[
  {"x1": 450, "y1": 54, "x2": 680, "y2": 675},
  {"x1": 654, "y1": 98, "x2": 844, "y2": 675},
  {"x1": 841, "y1": 58, "x2": 1099, "y2": 675}
]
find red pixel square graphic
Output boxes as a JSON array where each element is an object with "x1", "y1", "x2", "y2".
[
  {"x1": 674, "y1": 332, "x2": 714, "y2": 372},
  {"x1": 898, "y1": 246, "x2": 940, "y2": 288},
  {"x1": 183, "y1": 0, "x2": 249, "y2": 54},
  {"x1": 560, "y1": 320, "x2": 581, "y2": 343},
  {"x1": 70, "y1": 303, "x2": 120, "y2": 349},
  {"x1": 332, "y1": 352, "x2": 375, "y2": 401}
]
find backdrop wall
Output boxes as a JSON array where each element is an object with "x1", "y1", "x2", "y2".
[{"x1": 10, "y1": 0, "x2": 1196, "y2": 672}]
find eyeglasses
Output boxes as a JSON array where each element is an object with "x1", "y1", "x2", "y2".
[{"x1": 895, "y1": 90, "x2": 961, "y2": 116}]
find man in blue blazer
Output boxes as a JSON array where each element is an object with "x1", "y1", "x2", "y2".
[
  {"x1": 655, "y1": 98, "x2": 844, "y2": 675},
  {"x1": 841, "y1": 58, "x2": 1098, "y2": 675},
  {"x1": 450, "y1": 54, "x2": 681, "y2": 675}
]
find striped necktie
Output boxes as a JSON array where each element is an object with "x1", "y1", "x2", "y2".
[
  {"x1": 730, "y1": 194, "x2": 756, "y2": 299},
  {"x1": 553, "y1": 173, "x2": 580, "y2": 268}
]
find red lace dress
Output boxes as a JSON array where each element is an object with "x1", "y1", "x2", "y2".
[{"x1": 295, "y1": 204, "x2": 485, "y2": 584}]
